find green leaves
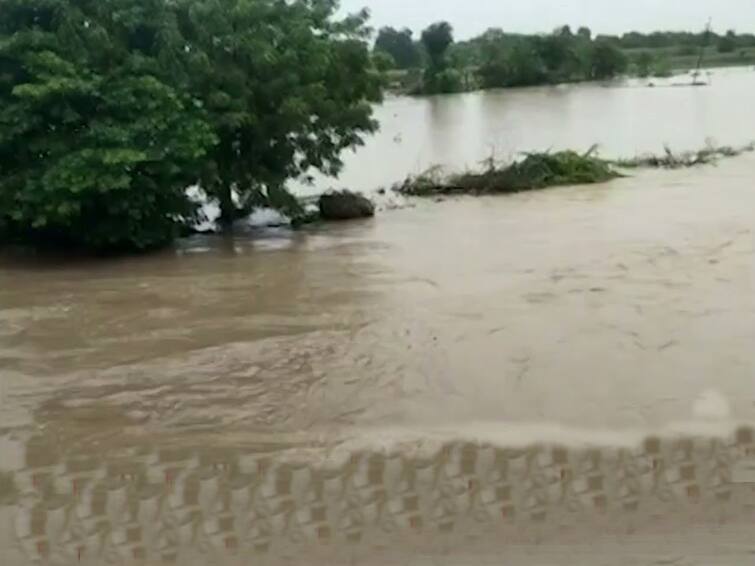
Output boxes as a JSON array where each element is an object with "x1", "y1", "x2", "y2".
[
  {"x1": 172, "y1": 0, "x2": 380, "y2": 226},
  {"x1": 0, "y1": 0, "x2": 215, "y2": 251},
  {"x1": 476, "y1": 30, "x2": 628, "y2": 88},
  {"x1": 1, "y1": 0, "x2": 379, "y2": 250}
]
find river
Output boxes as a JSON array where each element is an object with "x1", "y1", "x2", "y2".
[
  {"x1": 1, "y1": 69, "x2": 755, "y2": 565},
  {"x1": 324, "y1": 67, "x2": 755, "y2": 194}
]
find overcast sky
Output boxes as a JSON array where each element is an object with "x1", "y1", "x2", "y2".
[{"x1": 338, "y1": 0, "x2": 754, "y2": 39}]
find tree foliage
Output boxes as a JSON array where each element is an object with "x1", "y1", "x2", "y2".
[
  {"x1": 374, "y1": 26, "x2": 420, "y2": 69},
  {"x1": 478, "y1": 38, "x2": 547, "y2": 88},
  {"x1": 172, "y1": 0, "x2": 381, "y2": 226},
  {"x1": 421, "y1": 21, "x2": 454, "y2": 69},
  {"x1": 416, "y1": 21, "x2": 463, "y2": 94},
  {"x1": 717, "y1": 30, "x2": 737, "y2": 53},
  {"x1": 0, "y1": 0, "x2": 215, "y2": 250},
  {"x1": 476, "y1": 27, "x2": 626, "y2": 88},
  {"x1": 438, "y1": 24, "x2": 755, "y2": 92},
  {"x1": 589, "y1": 40, "x2": 628, "y2": 79},
  {"x1": 577, "y1": 27, "x2": 592, "y2": 41},
  {"x1": 634, "y1": 51, "x2": 655, "y2": 78},
  {"x1": 618, "y1": 29, "x2": 755, "y2": 50},
  {"x1": 372, "y1": 50, "x2": 395, "y2": 72},
  {"x1": 0, "y1": 0, "x2": 381, "y2": 250}
]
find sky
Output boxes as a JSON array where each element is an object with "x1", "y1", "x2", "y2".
[{"x1": 338, "y1": 0, "x2": 754, "y2": 39}]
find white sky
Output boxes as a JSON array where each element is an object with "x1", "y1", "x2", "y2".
[{"x1": 338, "y1": 0, "x2": 755, "y2": 39}]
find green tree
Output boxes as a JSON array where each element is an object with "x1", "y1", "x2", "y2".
[
  {"x1": 478, "y1": 37, "x2": 547, "y2": 88},
  {"x1": 635, "y1": 52, "x2": 655, "y2": 77},
  {"x1": 718, "y1": 30, "x2": 737, "y2": 53},
  {"x1": 536, "y1": 34, "x2": 580, "y2": 82},
  {"x1": 374, "y1": 27, "x2": 420, "y2": 69},
  {"x1": 419, "y1": 21, "x2": 460, "y2": 94},
  {"x1": 502, "y1": 41, "x2": 548, "y2": 86},
  {"x1": 1, "y1": 0, "x2": 382, "y2": 250},
  {"x1": 589, "y1": 40, "x2": 628, "y2": 79},
  {"x1": 423, "y1": 68, "x2": 463, "y2": 94},
  {"x1": 421, "y1": 21, "x2": 454, "y2": 69},
  {"x1": 0, "y1": 0, "x2": 216, "y2": 251},
  {"x1": 652, "y1": 57, "x2": 672, "y2": 78},
  {"x1": 170, "y1": 0, "x2": 382, "y2": 227},
  {"x1": 577, "y1": 26, "x2": 592, "y2": 41},
  {"x1": 372, "y1": 50, "x2": 396, "y2": 72}
]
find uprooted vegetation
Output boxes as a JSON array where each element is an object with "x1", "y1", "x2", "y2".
[
  {"x1": 394, "y1": 149, "x2": 621, "y2": 196},
  {"x1": 394, "y1": 143, "x2": 755, "y2": 197},
  {"x1": 612, "y1": 142, "x2": 755, "y2": 169}
]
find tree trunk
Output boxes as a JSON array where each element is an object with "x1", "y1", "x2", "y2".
[{"x1": 218, "y1": 183, "x2": 235, "y2": 232}]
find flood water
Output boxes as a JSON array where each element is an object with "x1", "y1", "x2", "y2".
[
  {"x1": 2, "y1": 70, "x2": 755, "y2": 565},
  {"x1": 325, "y1": 67, "x2": 755, "y2": 194}
]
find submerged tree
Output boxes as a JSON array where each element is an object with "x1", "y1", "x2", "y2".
[
  {"x1": 589, "y1": 40, "x2": 628, "y2": 79},
  {"x1": 0, "y1": 0, "x2": 216, "y2": 250},
  {"x1": 419, "y1": 21, "x2": 462, "y2": 94},
  {"x1": 0, "y1": 0, "x2": 382, "y2": 250},
  {"x1": 717, "y1": 30, "x2": 737, "y2": 53},
  {"x1": 635, "y1": 51, "x2": 655, "y2": 77},
  {"x1": 173, "y1": 0, "x2": 382, "y2": 226}
]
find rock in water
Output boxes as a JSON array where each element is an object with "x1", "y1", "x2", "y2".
[{"x1": 318, "y1": 191, "x2": 375, "y2": 221}]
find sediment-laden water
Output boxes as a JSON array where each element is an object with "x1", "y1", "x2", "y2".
[{"x1": 2, "y1": 70, "x2": 755, "y2": 565}]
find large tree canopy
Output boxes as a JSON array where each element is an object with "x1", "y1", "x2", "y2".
[
  {"x1": 474, "y1": 27, "x2": 627, "y2": 89},
  {"x1": 173, "y1": 0, "x2": 381, "y2": 225},
  {"x1": 421, "y1": 21, "x2": 454, "y2": 69},
  {"x1": 0, "y1": 0, "x2": 215, "y2": 250},
  {"x1": 374, "y1": 26, "x2": 420, "y2": 69},
  {"x1": 0, "y1": 0, "x2": 381, "y2": 251}
]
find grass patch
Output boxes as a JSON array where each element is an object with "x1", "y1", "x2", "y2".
[{"x1": 395, "y1": 149, "x2": 621, "y2": 197}]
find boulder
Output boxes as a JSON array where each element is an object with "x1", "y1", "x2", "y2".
[{"x1": 318, "y1": 191, "x2": 375, "y2": 221}]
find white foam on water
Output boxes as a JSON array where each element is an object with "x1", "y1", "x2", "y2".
[
  {"x1": 246, "y1": 208, "x2": 288, "y2": 228},
  {"x1": 692, "y1": 389, "x2": 731, "y2": 420},
  {"x1": 335, "y1": 419, "x2": 748, "y2": 456}
]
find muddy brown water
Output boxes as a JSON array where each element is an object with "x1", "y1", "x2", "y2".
[
  {"x1": 2, "y1": 71, "x2": 755, "y2": 565},
  {"x1": 320, "y1": 67, "x2": 755, "y2": 194}
]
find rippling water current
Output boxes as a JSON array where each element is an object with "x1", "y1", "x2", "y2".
[{"x1": 2, "y1": 72, "x2": 755, "y2": 565}]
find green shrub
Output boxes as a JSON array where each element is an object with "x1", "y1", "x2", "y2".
[{"x1": 0, "y1": 0, "x2": 215, "y2": 251}]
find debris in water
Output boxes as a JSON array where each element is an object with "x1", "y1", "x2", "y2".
[
  {"x1": 394, "y1": 149, "x2": 620, "y2": 197},
  {"x1": 613, "y1": 142, "x2": 755, "y2": 169}
]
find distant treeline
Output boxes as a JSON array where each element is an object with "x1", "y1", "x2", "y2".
[
  {"x1": 612, "y1": 29, "x2": 755, "y2": 50},
  {"x1": 374, "y1": 24, "x2": 755, "y2": 94}
]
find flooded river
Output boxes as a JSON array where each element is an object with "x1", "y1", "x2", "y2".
[
  {"x1": 328, "y1": 67, "x2": 755, "y2": 194},
  {"x1": 2, "y1": 70, "x2": 755, "y2": 565}
]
